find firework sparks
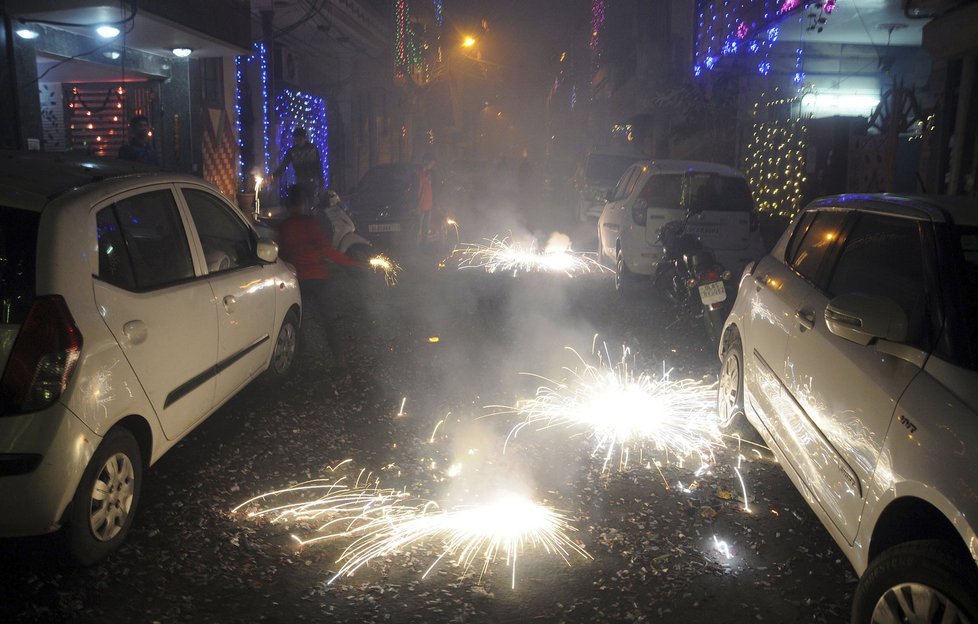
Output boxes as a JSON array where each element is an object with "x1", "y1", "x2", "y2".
[
  {"x1": 329, "y1": 493, "x2": 591, "y2": 588},
  {"x1": 499, "y1": 343, "x2": 722, "y2": 474},
  {"x1": 455, "y1": 236, "x2": 609, "y2": 276},
  {"x1": 368, "y1": 254, "x2": 402, "y2": 286},
  {"x1": 234, "y1": 468, "x2": 589, "y2": 588}
]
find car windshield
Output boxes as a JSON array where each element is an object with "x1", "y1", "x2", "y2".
[
  {"x1": 585, "y1": 155, "x2": 639, "y2": 181},
  {"x1": 358, "y1": 165, "x2": 419, "y2": 195},
  {"x1": 687, "y1": 174, "x2": 753, "y2": 213},
  {"x1": 1, "y1": 206, "x2": 39, "y2": 325}
]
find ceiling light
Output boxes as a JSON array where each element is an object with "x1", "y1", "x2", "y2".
[
  {"x1": 96, "y1": 25, "x2": 120, "y2": 38},
  {"x1": 172, "y1": 48, "x2": 192, "y2": 58},
  {"x1": 103, "y1": 51, "x2": 121, "y2": 60},
  {"x1": 16, "y1": 28, "x2": 39, "y2": 40}
]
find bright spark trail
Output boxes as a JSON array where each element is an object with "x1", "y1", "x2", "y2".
[
  {"x1": 455, "y1": 236, "x2": 610, "y2": 277},
  {"x1": 369, "y1": 253, "x2": 402, "y2": 286},
  {"x1": 499, "y1": 342, "x2": 723, "y2": 475},
  {"x1": 233, "y1": 467, "x2": 590, "y2": 588}
]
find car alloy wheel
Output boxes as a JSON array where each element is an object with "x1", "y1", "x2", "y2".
[
  {"x1": 270, "y1": 312, "x2": 298, "y2": 377},
  {"x1": 88, "y1": 452, "x2": 136, "y2": 542},
  {"x1": 869, "y1": 583, "x2": 969, "y2": 624},
  {"x1": 717, "y1": 339, "x2": 744, "y2": 429},
  {"x1": 68, "y1": 428, "x2": 142, "y2": 566}
]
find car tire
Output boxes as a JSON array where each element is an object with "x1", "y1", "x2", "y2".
[
  {"x1": 615, "y1": 248, "x2": 636, "y2": 296},
  {"x1": 66, "y1": 428, "x2": 142, "y2": 566},
  {"x1": 717, "y1": 337, "x2": 745, "y2": 430},
  {"x1": 265, "y1": 311, "x2": 299, "y2": 381},
  {"x1": 851, "y1": 540, "x2": 978, "y2": 624}
]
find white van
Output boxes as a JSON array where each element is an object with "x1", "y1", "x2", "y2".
[{"x1": 597, "y1": 160, "x2": 764, "y2": 288}]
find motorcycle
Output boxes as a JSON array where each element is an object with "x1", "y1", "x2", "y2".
[
  {"x1": 653, "y1": 210, "x2": 733, "y2": 345},
  {"x1": 313, "y1": 190, "x2": 373, "y2": 262}
]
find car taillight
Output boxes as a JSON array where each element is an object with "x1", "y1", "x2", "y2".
[
  {"x1": 699, "y1": 269, "x2": 721, "y2": 283},
  {"x1": 631, "y1": 204, "x2": 647, "y2": 226},
  {"x1": 0, "y1": 295, "x2": 83, "y2": 414}
]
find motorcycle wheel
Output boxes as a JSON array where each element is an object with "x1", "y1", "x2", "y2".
[{"x1": 703, "y1": 305, "x2": 725, "y2": 346}]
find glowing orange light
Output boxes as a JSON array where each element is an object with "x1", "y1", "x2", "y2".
[
  {"x1": 428, "y1": 336, "x2": 440, "y2": 343},
  {"x1": 462, "y1": 36, "x2": 476, "y2": 48}
]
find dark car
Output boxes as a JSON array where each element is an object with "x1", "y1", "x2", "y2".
[{"x1": 346, "y1": 163, "x2": 426, "y2": 248}]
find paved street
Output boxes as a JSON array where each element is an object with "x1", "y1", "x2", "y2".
[{"x1": 1, "y1": 214, "x2": 856, "y2": 622}]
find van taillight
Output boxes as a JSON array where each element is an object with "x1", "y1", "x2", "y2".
[
  {"x1": 631, "y1": 204, "x2": 647, "y2": 226},
  {"x1": 0, "y1": 295, "x2": 83, "y2": 414}
]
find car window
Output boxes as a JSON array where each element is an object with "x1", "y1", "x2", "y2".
[
  {"x1": 827, "y1": 213, "x2": 931, "y2": 349},
  {"x1": 639, "y1": 174, "x2": 683, "y2": 209},
  {"x1": 182, "y1": 189, "x2": 256, "y2": 272},
  {"x1": 585, "y1": 154, "x2": 638, "y2": 181},
  {"x1": 785, "y1": 211, "x2": 818, "y2": 264},
  {"x1": 686, "y1": 173, "x2": 752, "y2": 213},
  {"x1": 612, "y1": 167, "x2": 639, "y2": 201},
  {"x1": 0, "y1": 206, "x2": 39, "y2": 325},
  {"x1": 96, "y1": 190, "x2": 195, "y2": 291},
  {"x1": 358, "y1": 165, "x2": 418, "y2": 195},
  {"x1": 787, "y1": 209, "x2": 847, "y2": 283},
  {"x1": 953, "y1": 225, "x2": 978, "y2": 367}
]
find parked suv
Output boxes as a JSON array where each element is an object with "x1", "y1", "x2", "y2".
[
  {"x1": 717, "y1": 194, "x2": 978, "y2": 622},
  {"x1": 597, "y1": 160, "x2": 763, "y2": 291},
  {"x1": 0, "y1": 151, "x2": 301, "y2": 564}
]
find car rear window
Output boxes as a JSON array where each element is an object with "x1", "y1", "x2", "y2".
[
  {"x1": 686, "y1": 173, "x2": 753, "y2": 213},
  {"x1": 585, "y1": 155, "x2": 639, "y2": 181},
  {"x1": 358, "y1": 165, "x2": 419, "y2": 195},
  {"x1": 0, "y1": 206, "x2": 39, "y2": 324},
  {"x1": 639, "y1": 174, "x2": 683, "y2": 209}
]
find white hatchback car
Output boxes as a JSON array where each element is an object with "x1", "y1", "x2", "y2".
[
  {"x1": 717, "y1": 194, "x2": 978, "y2": 622},
  {"x1": 597, "y1": 160, "x2": 764, "y2": 292},
  {"x1": 0, "y1": 152, "x2": 301, "y2": 564}
]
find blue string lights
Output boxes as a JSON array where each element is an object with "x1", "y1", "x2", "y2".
[
  {"x1": 235, "y1": 42, "x2": 330, "y2": 193},
  {"x1": 693, "y1": 0, "x2": 805, "y2": 78},
  {"x1": 275, "y1": 89, "x2": 330, "y2": 190}
]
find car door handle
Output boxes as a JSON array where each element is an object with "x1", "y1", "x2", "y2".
[
  {"x1": 122, "y1": 320, "x2": 148, "y2": 346},
  {"x1": 796, "y1": 309, "x2": 815, "y2": 331},
  {"x1": 223, "y1": 295, "x2": 237, "y2": 313}
]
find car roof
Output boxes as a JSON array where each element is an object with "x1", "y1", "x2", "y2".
[
  {"x1": 805, "y1": 193, "x2": 978, "y2": 226},
  {"x1": 641, "y1": 160, "x2": 746, "y2": 177},
  {"x1": 0, "y1": 150, "x2": 214, "y2": 212}
]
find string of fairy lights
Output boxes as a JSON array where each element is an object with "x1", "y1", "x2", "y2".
[
  {"x1": 235, "y1": 42, "x2": 329, "y2": 191},
  {"x1": 744, "y1": 97, "x2": 808, "y2": 218}
]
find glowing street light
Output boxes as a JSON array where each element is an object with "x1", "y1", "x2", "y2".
[{"x1": 462, "y1": 36, "x2": 477, "y2": 48}]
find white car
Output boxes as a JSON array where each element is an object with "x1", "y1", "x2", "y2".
[
  {"x1": 717, "y1": 194, "x2": 978, "y2": 622},
  {"x1": 0, "y1": 152, "x2": 301, "y2": 565},
  {"x1": 596, "y1": 160, "x2": 764, "y2": 292}
]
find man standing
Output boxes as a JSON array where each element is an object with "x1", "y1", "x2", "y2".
[
  {"x1": 117, "y1": 115, "x2": 158, "y2": 165},
  {"x1": 272, "y1": 127, "x2": 324, "y2": 204}
]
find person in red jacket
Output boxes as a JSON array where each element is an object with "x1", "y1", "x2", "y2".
[{"x1": 278, "y1": 186, "x2": 362, "y2": 374}]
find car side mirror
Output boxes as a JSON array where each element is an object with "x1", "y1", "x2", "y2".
[
  {"x1": 256, "y1": 237, "x2": 279, "y2": 263},
  {"x1": 824, "y1": 293, "x2": 907, "y2": 346}
]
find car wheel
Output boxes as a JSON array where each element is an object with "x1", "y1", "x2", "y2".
[
  {"x1": 67, "y1": 428, "x2": 142, "y2": 566},
  {"x1": 851, "y1": 540, "x2": 978, "y2": 624},
  {"x1": 717, "y1": 337, "x2": 745, "y2": 429},
  {"x1": 266, "y1": 311, "x2": 299, "y2": 380},
  {"x1": 615, "y1": 248, "x2": 635, "y2": 295}
]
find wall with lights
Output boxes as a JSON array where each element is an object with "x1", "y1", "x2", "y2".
[
  {"x1": 275, "y1": 89, "x2": 330, "y2": 191},
  {"x1": 236, "y1": 42, "x2": 330, "y2": 194}
]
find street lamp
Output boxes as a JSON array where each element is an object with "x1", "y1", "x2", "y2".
[{"x1": 462, "y1": 36, "x2": 476, "y2": 48}]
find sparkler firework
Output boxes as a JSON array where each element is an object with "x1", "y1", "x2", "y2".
[
  {"x1": 233, "y1": 466, "x2": 590, "y2": 588},
  {"x1": 455, "y1": 236, "x2": 610, "y2": 276},
  {"x1": 368, "y1": 254, "x2": 402, "y2": 286},
  {"x1": 501, "y1": 343, "x2": 723, "y2": 474}
]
